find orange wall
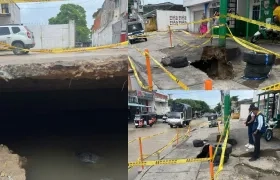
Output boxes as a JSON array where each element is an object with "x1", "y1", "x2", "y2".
[{"x1": 92, "y1": 15, "x2": 101, "y2": 31}]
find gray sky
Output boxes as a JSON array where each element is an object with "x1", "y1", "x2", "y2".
[
  {"x1": 17, "y1": 0, "x2": 103, "y2": 28},
  {"x1": 158, "y1": 90, "x2": 255, "y2": 108}
]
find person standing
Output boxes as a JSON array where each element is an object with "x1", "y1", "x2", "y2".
[
  {"x1": 250, "y1": 106, "x2": 266, "y2": 161},
  {"x1": 244, "y1": 104, "x2": 256, "y2": 149},
  {"x1": 199, "y1": 13, "x2": 208, "y2": 35}
]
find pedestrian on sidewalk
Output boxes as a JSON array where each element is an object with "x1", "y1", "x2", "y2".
[
  {"x1": 250, "y1": 106, "x2": 266, "y2": 161},
  {"x1": 244, "y1": 104, "x2": 256, "y2": 150},
  {"x1": 199, "y1": 13, "x2": 208, "y2": 35}
]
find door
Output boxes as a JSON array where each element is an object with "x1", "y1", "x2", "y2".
[
  {"x1": 194, "y1": 10, "x2": 204, "y2": 33},
  {"x1": 0, "y1": 27, "x2": 12, "y2": 46}
]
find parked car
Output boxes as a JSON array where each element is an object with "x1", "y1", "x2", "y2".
[{"x1": 0, "y1": 24, "x2": 35, "y2": 55}]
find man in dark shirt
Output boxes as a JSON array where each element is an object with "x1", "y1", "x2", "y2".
[
  {"x1": 244, "y1": 104, "x2": 256, "y2": 150},
  {"x1": 250, "y1": 107, "x2": 266, "y2": 161}
]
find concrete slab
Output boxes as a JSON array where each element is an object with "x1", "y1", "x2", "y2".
[
  {"x1": 141, "y1": 171, "x2": 198, "y2": 180},
  {"x1": 0, "y1": 47, "x2": 127, "y2": 91}
]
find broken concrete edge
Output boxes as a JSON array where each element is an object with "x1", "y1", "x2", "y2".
[
  {"x1": 128, "y1": 56, "x2": 159, "y2": 90},
  {"x1": 134, "y1": 136, "x2": 190, "y2": 180},
  {"x1": 0, "y1": 55, "x2": 127, "y2": 81},
  {"x1": 0, "y1": 144, "x2": 26, "y2": 179}
]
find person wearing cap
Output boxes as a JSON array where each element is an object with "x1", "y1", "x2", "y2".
[
  {"x1": 250, "y1": 106, "x2": 266, "y2": 161},
  {"x1": 244, "y1": 104, "x2": 256, "y2": 149}
]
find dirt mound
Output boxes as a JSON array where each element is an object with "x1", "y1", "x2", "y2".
[{"x1": 0, "y1": 145, "x2": 26, "y2": 180}]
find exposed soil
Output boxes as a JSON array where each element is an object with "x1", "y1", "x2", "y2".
[
  {"x1": 199, "y1": 46, "x2": 234, "y2": 80},
  {"x1": 0, "y1": 145, "x2": 26, "y2": 180}
]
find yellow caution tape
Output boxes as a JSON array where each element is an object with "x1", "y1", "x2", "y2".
[
  {"x1": 4, "y1": 0, "x2": 60, "y2": 2},
  {"x1": 180, "y1": 28, "x2": 211, "y2": 39},
  {"x1": 261, "y1": 83, "x2": 280, "y2": 90},
  {"x1": 128, "y1": 56, "x2": 149, "y2": 90},
  {"x1": 131, "y1": 46, "x2": 189, "y2": 90},
  {"x1": 172, "y1": 31, "x2": 212, "y2": 48},
  {"x1": 128, "y1": 157, "x2": 210, "y2": 167},
  {"x1": 215, "y1": 129, "x2": 229, "y2": 179},
  {"x1": 228, "y1": 13, "x2": 280, "y2": 32},
  {"x1": 128, "y1": 138, "x2": 137, "y2": 144},
  {"x1": 0, "y1": 41, "x2": 128, "y2": 54},
  {"x1": 226, "y1": 26, "x2": 280, "y2": 58},
  {"x1": 141, "y1": 131, "x2": 166, "y2": 140}
]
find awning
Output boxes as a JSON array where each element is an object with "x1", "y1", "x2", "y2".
[{"x1": 128, "y1": 103, "x2": 151, "y2": 108}]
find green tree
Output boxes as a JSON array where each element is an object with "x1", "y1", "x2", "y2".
[
  {"x1": 168, "y1": 99, "x2": 211, "y2": 113},
  {"x1": 49, "y1": 4, "x2": 90, "y2": 42},
  {"x1": 214, "y1": 103, "x2": 222, "y2": 113}
]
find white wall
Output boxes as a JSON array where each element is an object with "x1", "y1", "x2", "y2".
[
  {"x1": 239, "y1": 104, "x2": 250, "y2": 120},
  {"x1": 156, "y1": 10, "x2": 188, "y2": 31},
  {"x1": 27, "y1": 20, "x2": 75, "y2": 49},
  {"x1": 92, "y1": 21, "x2": 113, "y2": 46}
]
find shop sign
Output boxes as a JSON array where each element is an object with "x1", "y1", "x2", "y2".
[
  {"x1": 169, "y1": 15, "x2": 187, "y2": 26},
  {"x1": 154, "y1": 93, "x2": 168, "y2": 102},
  {"x1": 136, "y1": 90, "x2": 154, "y2": 100}
]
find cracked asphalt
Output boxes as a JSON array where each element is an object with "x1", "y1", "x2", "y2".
[{"x1": 128, "y1": 32, "x2": 280, "y2": 90}]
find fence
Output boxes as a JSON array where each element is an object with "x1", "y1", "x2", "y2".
[
  {"x1": 128, "y1": 13, "x2": 280, "y2": 91},
  {"x1": 128, "y1": 117, "x2": 231, "y2": 180},
  {"x1": 128, "y1": 126, "x2": 191, "y2": 173},
  {"x1": 26, "y1": 20, "x2": 75, "y2": 50}
]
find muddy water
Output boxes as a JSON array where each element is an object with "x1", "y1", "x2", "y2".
[{"x1": 8, "y1": 135, "x2": 126, "y2": 180}]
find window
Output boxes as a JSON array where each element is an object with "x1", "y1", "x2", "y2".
[
  {"x1": 12, "y1": 27, "x2": 20, "y2": 34},
  {"x1": 115, "y1": 0, "x2": 120, "y2": 8},
  {"x1": 1, "y1": 4, "x2": 9, "y2": 14},
  {"x1": 0, "y1": 27, "x2": 10, "y2": 36},
  {"x1": 252, "y1": 5, "x2": 260, "y2": 20}
]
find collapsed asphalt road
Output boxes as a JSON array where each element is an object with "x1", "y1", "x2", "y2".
[{"x1": 128, "y1": 32, "x2": 280, "y2": 90}]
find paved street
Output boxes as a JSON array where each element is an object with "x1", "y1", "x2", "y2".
[
  {"x1": 128, "y1": 32, "x2": 280, "y2": 90},
  {"x1": 128, "y1": 118, "x2": 207, "y2": 180}
]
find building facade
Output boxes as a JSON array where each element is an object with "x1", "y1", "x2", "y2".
[
  {"x1": 92, "y1": 0, "x2": 128, "y2": 46},
  {"x1": 183, "y1": 0, "x2": 280, "y2": 36},
  {"x1": 0, "y1": 2, "x2": 20, "y2": 24}
]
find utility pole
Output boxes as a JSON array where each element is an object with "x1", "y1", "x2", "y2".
[
  {"x1": 220, "y1": 90, "x2": 224, "y2": 119},
  {"x1": 219, "y1": 0, "x2": 227, "y2": 47},
  {"x1": 246, "y1": 0, "x2": 249, "y2": 40},
  {"x1": 223, "y1": 90, "x2": 231, "y2": 136}
]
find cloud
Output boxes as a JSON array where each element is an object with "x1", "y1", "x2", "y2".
[{"x1": 17, "y1": 0, "x2": 103, "y2": 28}]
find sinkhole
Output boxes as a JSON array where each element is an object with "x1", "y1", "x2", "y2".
[
  {"x1": 0, "y1": 57, "x2": 127, "y2": 180},
  {"x1": 190, "y1": 46, "x2": 238, "y2": 80}
]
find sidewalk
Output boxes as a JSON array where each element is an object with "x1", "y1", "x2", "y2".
[{"x1": 135, "y1": 120, "x2": 280, "y2": 180}]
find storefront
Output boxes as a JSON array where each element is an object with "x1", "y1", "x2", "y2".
[
  {"x1": 154, "y1": 92, "x2": 169, "y2": 117},
  {"x1": 128, "y1": 90, "x2": 154, "y2": 121}
]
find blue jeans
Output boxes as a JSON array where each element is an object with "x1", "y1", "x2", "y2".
[{"x1": 248, "y1": 125, "x2": 254, "y2": 145}]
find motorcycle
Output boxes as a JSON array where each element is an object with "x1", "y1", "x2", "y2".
[
  {"x1": 251, "y1": 26, "x2": 280, "y2": 44},
  {"x1": 264, "y1": 118, "x2": 278, "y2": 141}
]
